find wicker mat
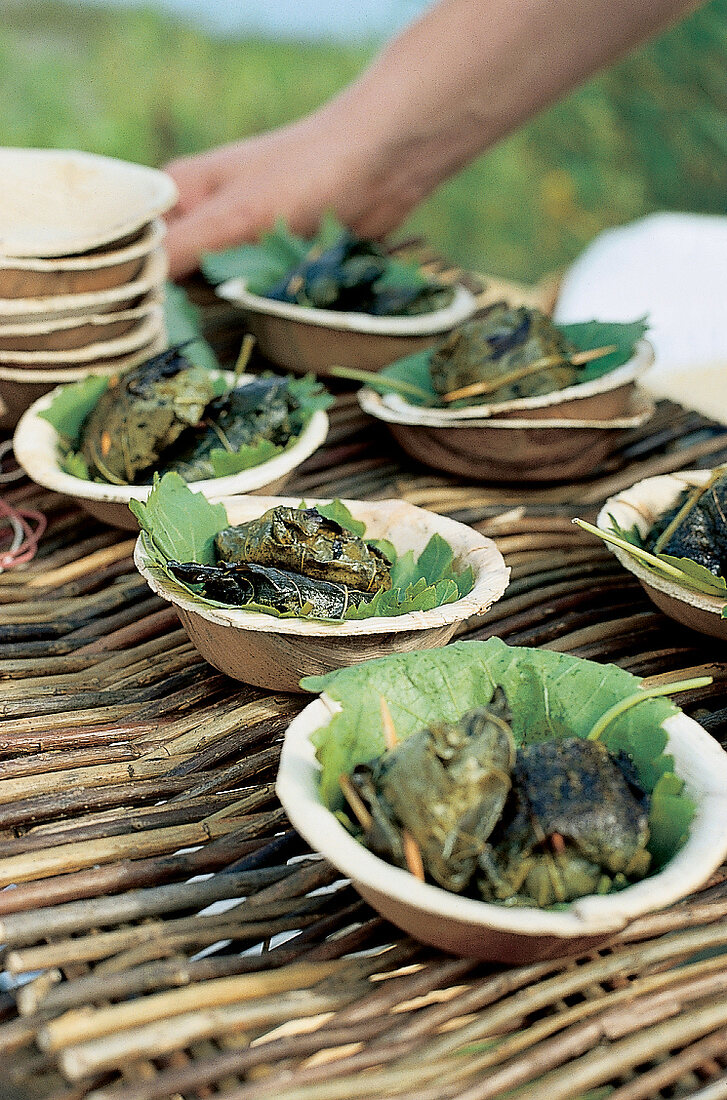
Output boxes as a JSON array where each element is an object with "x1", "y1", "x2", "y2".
[{"x1": 2, "y1": 280, "x2": 727, "y2": 1100}]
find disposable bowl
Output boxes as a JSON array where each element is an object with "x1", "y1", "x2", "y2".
[
  {"x1": 0, "y1": 294, "x2": 162, "y2": 352},
  {"x1": 0, "y1": 148, "x2": 176, "y2": 257},
  {"x1": 215, "y1": 278, "x2": 477, "y2": 375},
  {"x1": 277, "y1": 672, "x2": 727, "y2": 962},
  {"x1": 14, "y1": 374, "x2": 330, "y2": 530},
  {"x1": 0, "y1": 306, "x2": 164, "y2": 369},
  {"x1": 597, "y1": 469, "x2": 727, "y2": 640},
  {"x1": 133, "y1": 495, "x2": 510, "y2": 691},
  {"x1": 0, "y1": 249, "x2": 167, "y2": 322},
  {"x1": 360, "y1": 387, "x2": 655, "y2": 482},
  {"x1": 0, "y1": 219, "x2": 165, "y2": 299}
]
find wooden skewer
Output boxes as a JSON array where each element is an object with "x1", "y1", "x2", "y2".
[
  {"x1": 379, "y1": 696, "x2": 426, "y2": 882},
  {"x1": 441, "y1": 344, "x2": 619, "y2": 404}
]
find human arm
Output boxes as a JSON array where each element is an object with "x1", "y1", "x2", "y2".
[{"x1": 165, "y1": 0, "x2": 703, "y2": 278}]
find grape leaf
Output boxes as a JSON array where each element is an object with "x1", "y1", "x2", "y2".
[
  {"x1": 39, "y1": 374, "x2": 110, "y2": 443},
  {"x1": 130, "y1": 471, "x2": 227, "y2": 565},
  {"x1": 164, "y1": 281, "x2": 220, "y2": 373}
]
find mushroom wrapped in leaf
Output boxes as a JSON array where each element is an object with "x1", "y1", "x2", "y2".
[
  {"x1": 429, "y1": 305, "x2": 578, "y2": 406},
  {"x1": 160, "y1": 376, "x2": 303, "y2": 481},
  {"x1": 477, "y1": 737, "x2": 651, "y2": 907},
  {"x1": 215, "y1": 506, "x2": 392, "y2": 593},
  {"x1": 264, "y1": 229, "x2": 454, "y2": 317},
  {"x1": 168, "y1": 559, "x2": 372, "y2": 619},
  {"x1": 80, "y1": 345, "x2": 215, "y2": 484},
  {"x1": 645, "y1": 469, "x2": 727, "y2": 578},
  {"x1": 348, "y1": 691, "x2": 516, "y2": 892}
]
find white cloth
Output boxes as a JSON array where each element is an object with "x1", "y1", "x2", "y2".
[{"x1": 554, "y1": 212, "x2": 727, "y2": 423}]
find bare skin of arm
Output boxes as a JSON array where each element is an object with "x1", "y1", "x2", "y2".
[{"x1": 164, "y1": 0, "x2": 702, "y2": 277}]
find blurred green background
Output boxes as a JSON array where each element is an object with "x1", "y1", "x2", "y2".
[{"x1": 2, "y1": 1, "x2": 726, "y2": 282}]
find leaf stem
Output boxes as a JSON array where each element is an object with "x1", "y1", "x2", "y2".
[
  {"x1": 328, "y1": 365, "x2": 433, "y2": 402},
  {"x1": 586, "y1": 676, "x2": 713, "y2": 742},
  {"x1": 573, "y1": 518, "x2": 727, "y2": 598}
]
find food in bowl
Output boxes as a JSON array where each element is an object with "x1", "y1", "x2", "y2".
[
  {"x1": 39, "y1": 344, "x2": 331, "y2": 486},
  {"x1": 203, "y1": 215, "x2": 455, "y2": 318},
  {"x1": 347, "y1": 309, "x2": 651, "y2": 417},
  {"x1": 139, "y1": 479, "x2": 474, "y2": 623},
  {"x1": 276, "y1": 639, "x2": 727, "y2": 958}
]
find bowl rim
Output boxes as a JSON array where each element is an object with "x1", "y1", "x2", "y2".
[
  {"x1": 362, "y1": 339, "x2": 654, "y2": 423},
  {"x1": 0, "y1": 334, "x2": 167, "y2": 383},
  {"x1": 14, "y1": 371, "x2": 330, "y2": 505},
  {"x1": 134, "y1": 494, "x2": 511, "y2": 638},
  {"x1": 596, "y1": 468, "x2": 727, "y2": 617},
  {"x1": 360, "y1": 386, "x2": 655, "y2": 430},
  {"x1": 0, "y1": 293, "x2": 163, "y2": 337},
  {"x1": 276, "y1": 688, "x2": 727, "y2": 940},
  {"x1": 0, "y1": 249, "x2": 166, "y2": 318},
  {"x1": 215, "y1": 278, "x2": 478, "y2": 336},
  {"x1": 0, "y1": 219, "x2": 165, "y2": 273},
  {"x1": 0, "y1": 148, "x2": 177, "y2": 258},
  {"x1": 0, "y1": 305, "x2": 164, "y2": 364}
]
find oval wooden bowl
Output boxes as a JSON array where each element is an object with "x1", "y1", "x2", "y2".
[
  {"x1": 0, "y1": 294, "x2": 161, "y2": 353},
  {"x1": 0, "y1": 333, "x2": 166, "y2": 430},
  {"x1": 0, "y1": 148, "x2": 176, "y2": 257},
  {"x1": 0, "y1": 219, "x2": 164, "y2": 299},
  {"x1": 360, "y1": 388, "x2": 654, "y2": 482},
  {"x1": 0, "y1": 306, "x2": 164, "y2": 370},
  {"x1": 134, "y1": 495, "x2": 510, "y2": 691},
  {"x1": 0, "y1": 249, "x2": 167, "y2": 322},
  {"x1": 14, "y1": 373, "x2": 329, "y2": 530},
  {"x1": 597, "y1": 469, "x2": 727, "y2": 640},
  {"x1": 215, "y1": 279, "x2": 477, "y2": 375},
  {"x1": 277, "y1": 687, "x2": 727, "y2": 962}
]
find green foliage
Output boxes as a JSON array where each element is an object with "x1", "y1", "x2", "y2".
[
  {"x1": 40, "y1": 374, "x2": 111, "y2": 443},
  {"x1": 164, "y1": 282, "x2": 219, "y2": 372},
  {"x1": 303, "y1": 638, "x2": 694, "y2": 871},
  {"x1": 131, "y1": 471, "x2": 227, "y2": 564},
  {"x1": 560, "y1": 318, "x2": 649, "y2": 379},
  {"x1": 4, "y1": 1, "x2": 727, "y2": 281}
]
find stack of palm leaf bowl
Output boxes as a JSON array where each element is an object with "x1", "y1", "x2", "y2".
[
  {"x1": 356, "y1": 306, "x2": 655, "y2": 482},
  {"x1": 132, "y1": 480, "x2": 510, "y2": 691},
  {"x1": 584, "y1": 467, "x2": 727, "y2": 641},
  {"x1": 0, "y1": 147, "x2": 175, "y2": 426}
]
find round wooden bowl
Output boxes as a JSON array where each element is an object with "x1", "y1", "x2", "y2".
[
  {"x1": 597, "y1": 469, "x2": 727, "y2": 640},
  {"x1": 0, "y1": 333, "x2": 166, "y2": 430},
  {"x1": 134, "y1": 495, "x2": 510, "y2": 691},
  {"x1": 14, "y1": 373, "x2": 329, "y2": 530},
  {"x1": 0, "y1": 148, "x2": 176, "y2": 257},
  {"x1": 0, "y1": 305, "x2": 164, "y2": 370},
  {"x1": 0, "y1": 294, "x2": 161, "y2": 352},
  {"x1": 0, "y1": 249, "x2": 167, "y2": 323},
  {"x1": 0, "y1": 219, "x2": 164, "y2": 299},
  {"x1": 215, "y1": 279, "x2": 477, "y2": 375},
  {"x1": 360, "y1": 388, "x2": 654, "y2": 482},
  {"x1": 277, "y1": 675, "x2": 727, "y2": 962}
]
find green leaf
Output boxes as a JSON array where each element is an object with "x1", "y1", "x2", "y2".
[
  {"x1": 39, "y1": 374, "x2": 110, "y2": 444},
  {"x1": 365, "y1": 537, "x2": 397, "y2": 564},
  {"x1": 648, "y1": 772, "x2": 695, "y2": 867},
  {"x1": 201, "y1": 218, "x2": 309, "y2": 290},
  {"x1": 660, "y1": 554, "x2": 727, "y2": 594},
  {"x1": 164, "y1": 282, "x2": 220, "y2": 372},
  {"x1": 208, "y1": 437, "x2": 282, "y2": 478},
  {"x1": 61, "y1": 450, "x2": 91, "y2": 480},
  {"x1": 130, "y1": 471, "x2": 227, "y2": 565},
  {"x1": 302, "y1": 639, "x2": 687, "y2": 854},
  {"x1": 373, "y1": 256, "x2": 429, "y2": 293},
  {"x1": 559, "y1": 317, "x2": 649, "y2": 380},
  {"x1": 314, "y1": 499, "x2": 366, "y2": 537}
]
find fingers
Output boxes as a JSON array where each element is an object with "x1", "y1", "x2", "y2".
[{"x1": 165, "y1": 186, "x2": 268, "y2": 279}]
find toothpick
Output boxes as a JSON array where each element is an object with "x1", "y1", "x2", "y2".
[
  {"x1": 379, "y1": 696, "x2": 425, "y2": 882},
  {"x1": 441, "y1": 344, "x2": 619, "y2": 405}
]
